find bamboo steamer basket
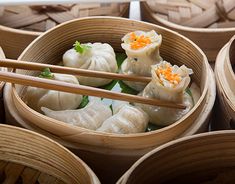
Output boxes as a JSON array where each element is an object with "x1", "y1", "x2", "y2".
[
  {"x1": 0, "y1": 124, "x2": 100, "y2": 184},
  {"x1": 0, "y1": 3, "x2": 129, "y2": 59},
  {"x1": 0, "y1": 47, "x2": 7, "y2": 123},
  {"x1": 3, "y1": 64, "x2": 215, "y2": 183},
  {"x1": 212, "y1": 35, "x2": 235, "y2": 130},
  {"x1": 5, "y1": 17, "x2": 214, "y2": 183},
  {"x1": 141, "y1": 1, "x2": 235, "y2": 62},
  {"x1": 119, "y1": 130, "x2": 235, "y2": 184}
]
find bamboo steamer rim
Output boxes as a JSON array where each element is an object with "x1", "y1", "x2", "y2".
[
  {"x1": 0, "y1": 3, "x2": 129, "y2": 35},
  {"x1": 0, "y1": 47, "x2": 7, "y2": 92},
  {"x1": 12, "y1": 16, "x2": 209, "y2": 148},
  {"x1": 119, "y1": 130, "x2": 235, "y2": 183},
  {"x1": 0, "y1": 124, "x2": 100, "y2": 184},
  {"x1": 142, "y1": 2, "x2": 235, "y2": 33},
  {"x1": 215, "y1": 36, "x2": 235, "y2": 117}
]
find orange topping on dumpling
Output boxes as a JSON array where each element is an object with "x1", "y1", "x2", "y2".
[
  {"x1": 156, "y1": 64, "x2": 181, "y2": 86},
  {"x1": 130, "y1": 32, "x2": 151, "y2": 50}
]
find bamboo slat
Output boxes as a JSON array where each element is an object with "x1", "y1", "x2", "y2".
[
  {"x1": 119, "y1": 131, "x2": 235, "y2": 184},
  {"x1": 3, "y1": 17, "x2": 215, "y2": 183},
  {"x1": 0, "y1": 124, "x2": 100, "y2": 184},
  {"x1": 212, "y1": 35, "x2": 235, "y2": 130},
  {"x1": 141, "y1": 0, "x2": 235, "y2": 62},
  {"x1": 0, "y1": 3, "x2": 129, "y2": 59}
]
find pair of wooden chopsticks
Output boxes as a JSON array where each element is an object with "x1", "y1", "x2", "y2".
[{"x1": 0, "y1": 58, "x2": 186, "y2": 109}]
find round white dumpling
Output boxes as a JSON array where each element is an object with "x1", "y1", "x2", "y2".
[
  {"x1": 26, "y1": 73, "x2": 83, "y2": 112},
  {"x1": 63, "y1": 42, "x2": 118, "y2": 87}
]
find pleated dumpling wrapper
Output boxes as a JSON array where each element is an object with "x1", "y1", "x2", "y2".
[
  {"x1": 97, "y1": 101, "x2": 149, "y2": 134},
  {"x1": 42, "y1": 100, "x2": 112, "y2": 130},
  {"x1": 137, "y1": 61, "x2": 194, "y2": 126},
  {"x1": 120, "y1": 30, "x2": 163, "y2": 91},
  {"x1": 63, "y1": 41, "x2": 118, "y2": 87},
  {"x1": 26, "y1": 71, "x2": 82, "y2": 113}
]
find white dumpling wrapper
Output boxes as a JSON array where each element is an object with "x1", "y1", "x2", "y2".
[
  {"x1": 26, "y1": 73, "x2": 82, "y2": 112},
  {"x1": 120, "y1": 30, "x2": 163, "y2": 91},
  {"x1": 137, "y1": 61, "x2": 194, "y2": 126},
  {"x1": 63, "y1": 42, "x2": 118, "y2": 87},
  {"x1": 97, "y1": 104, "x2": 149, "y2": 134},
  {"x1": 42, "y1": 100, "x2": 112, "y2": 130}
]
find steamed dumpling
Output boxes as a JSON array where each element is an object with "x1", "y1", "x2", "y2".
[
  {"x1": 120, "y1": 30, "x2": 163, "y2": 91},
  {"x1": 97, "y1": 103, "x2": 149, "y2": 134},
  {"x1": 42, "y1": 100, "x2": 112, "y2": 130},
  {"x1": 63, "y1": 42, "x2": 118, "y2": 87},
  {"x1": 137, "y1": 61, "x2": 194, "y2": 126},
  {"x1": 26, "y1": 73, "x2": 82, "y2": 112}
]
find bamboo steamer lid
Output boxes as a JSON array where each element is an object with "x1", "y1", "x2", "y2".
[
  {"x1": 213, "y1": 35, "x2": 235, "y2": 130},
  {"x1": 141, "y1": 0, "x2": 235, "y2": 62},
  {"x1": 0, "y1": 3, "x2": 129, "y2": 59},
  {"x1": 6, "y1": 17, "x2": 214, "y2": 183},
  {"x1": 119, "y1": 130, "x2": 235, "y2": 184},
  {"x1": 0, "y1": 124, "x2": 100, "y2": 184}
]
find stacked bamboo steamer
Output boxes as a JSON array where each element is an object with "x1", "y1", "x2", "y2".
[
  {"x1": 141, "y1": 0, "x2": 235, "y2": 62},
  {"x1": 0, "y1": 124, "x2": 100, "y2": 184},
  {"x1": 0, "y1": 3, "x2": 129, "y2": 59},
  {"x1": 0, "y1": 47, "x2": 7, "y2": 122},
  {"x1": 3, "y1": 17, "x2": 215, "y2": 183},
  {"x1": 212, "y1": 35, "x2": 235, "y2": 130},
  {"x1": 118, "y1": 131, "x2": 235, "y2": 184}
]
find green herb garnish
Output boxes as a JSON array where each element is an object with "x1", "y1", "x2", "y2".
[
  {"x1": 78, "y1": 96, "x2": 89, "y2": 109},
  {"x1": 73, "y1": 41, "x2": 91, "y2": 54},
  {"x1": 39, "y1": 68, "x2": 54, "y2": 79},
  {"x1": 119, "y1": 80, "x2": 138, "y2": 95},
  {"x1": 116, "y1": 52, "x2": 127, "y2": 68}
]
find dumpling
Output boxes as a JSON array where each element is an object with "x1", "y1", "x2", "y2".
[
  {"x1": 63, "y1": 41, "x2": 118, "y2": 87},
  {"x1": 26, "y1": 73, "x2": 82, "y2": 112},
  {"x1": 42, "y1": 100, "x2": 112, "y2": 130},
  {"x1": 97, "y1": 103, "x2": 149, "y2": 134},
  {"x1": 137, "y1": 61, "x2": 194, "y2": 126},
  {"x1": 120, "y1": 30, "x2": 163, "y2": 91}
]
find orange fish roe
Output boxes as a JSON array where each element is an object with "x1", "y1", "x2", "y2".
[
  {"x1": 156, "y1": 65, "x2": 181, "y2": 85},
  {"x1": 129, "y1": 32, "x2": 151, "y2": 50}
]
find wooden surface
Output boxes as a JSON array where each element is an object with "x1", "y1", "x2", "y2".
[
  {"x1": 4, "y1": 17, "x2": 215, "y2": 183},
  {"x1": 141, "y1": 1, "x2": 235, "y2": 62},
  {"x1": 0, "y1": 124, "x2": 100, "y2": 184},
  {"x1": 119, "y1": 131, "x2": 235, "y2": 184}
]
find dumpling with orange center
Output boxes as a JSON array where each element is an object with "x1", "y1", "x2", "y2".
[
  {"x1": 120, "y1": 30, "x2": 163, "y2": 91},
  {"x1": 136, "y1": 61, "x2": 194, "y2": 126}
]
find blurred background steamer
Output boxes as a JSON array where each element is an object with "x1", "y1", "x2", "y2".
[
  {"x1": 141, "y1": 0, "x2": 235, "y2": 63},
  {"x1": 3, "y1": 17, "x2": 215, "y2": 183},
  {"x1": 0, "y1": 2, "x2": 129, "y2": 59}
]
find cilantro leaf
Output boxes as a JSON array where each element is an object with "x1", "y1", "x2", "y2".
[
  {"x1": 73, "y1": 41, "x2": 91, "y2": 54},
  {"x1": 39, "y1": 68, "x2": 54, "y2": 79}
]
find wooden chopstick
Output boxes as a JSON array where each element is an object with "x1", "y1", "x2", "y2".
[
  {"x1": 0, "y1": 71, "x2": 186, "y2": 109},
  {"x1": 0, "y1": 58, "x2": 151, "y2": 83}
]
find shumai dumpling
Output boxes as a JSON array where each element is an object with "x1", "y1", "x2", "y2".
[
  {"x1": 120, "y1": 30, "x2": 163, "y2": 91},
  {"x1": 137, "y1": 61, "x2": 194, "y2": 126},
  {"x1": 26, "y1": 73, "x2": 82, "y2": 113},
  {"x1": 63, "y1": 41, "x2": 118, "y2": 87}
]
